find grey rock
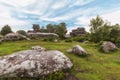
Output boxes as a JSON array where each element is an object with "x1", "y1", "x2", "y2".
[
  {"x1": 0, "y1": 50, "x2": 73, "y2": 77},
  {"x1": 68, "y1": 45, "x2": 88, "y2": 56},
  {"x1": 4, "y1": 33, "x2": 30, "y2": 41},
  {"x1": 101, "y1": 41, "x2": 117, "y2": 53},
  {"x1": 31, "y1": 46, "x2": 46, "y2": 52}
]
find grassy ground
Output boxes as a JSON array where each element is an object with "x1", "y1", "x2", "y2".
[{"x1": 0, "y1": 40, "x2": 120, "y2": 80}]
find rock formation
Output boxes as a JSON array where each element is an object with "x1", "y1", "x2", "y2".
[
  {"x1": 0, "y1": 46, "x2": 73, "y2": 77},
  {"x1": 70, "y1": 27, "x2": 86, "y2": 37}
]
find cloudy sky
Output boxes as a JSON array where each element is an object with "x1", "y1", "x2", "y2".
[{"x1": 0, "y1": 0, "x2": 120, "y2": 32}]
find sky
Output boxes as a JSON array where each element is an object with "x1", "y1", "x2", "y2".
[{"x1": 0, "y1": 0, "x2": 120, "y2": 33}]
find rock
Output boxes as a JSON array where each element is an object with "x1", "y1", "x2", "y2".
[
  {"x1": 0, "y1": 50, "x2": 73, "y2": 77},
  {"x1": 31, "y1": 46, "x2": 46, "y2": 52},
  {"x1": 54, "y1": 39, "x2": 58, "y2": 42},
  {"x1": 67, "y1": 49, "x2": 72, "y2": 53},
  {"x1": 101, "y1": 41, "x2": 117, "y2": 53},
  {"x1": 68, "y1": 45, "x2": 88, "y2": 56},
  {"x1": 83, "y1": 41, "x2": 89, "y2": 44},
  {"x1": 4, "y1": 33, "x2": 30, "y2": 41}
]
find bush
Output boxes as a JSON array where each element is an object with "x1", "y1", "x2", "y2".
[
  {"x1": 17, "y1": 30, "x2": 27, "y2": 36},
  {"x1": 72, "y1": 36, "x2": 87, "y2": 42},
  {"x1": 1, "y1": 25, "x2": 12, "y2": 35},
  {"x1": 43, "y1": 37, "x2": 54, "y2": 42},
  {"x1": 115, "y1": 39, "x2": 120, "y2": 47},
  {"x1": 65, "y1": 39, "x2": 72, "y2": 42}
]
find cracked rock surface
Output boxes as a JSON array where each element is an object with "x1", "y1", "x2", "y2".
[{"x1": 0, "y1": 46, "x2": 73, "y2": 77}]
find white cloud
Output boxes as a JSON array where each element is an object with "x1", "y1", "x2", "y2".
[
  {"x1": 102, "y1": 10, "x2": 120, "y2": 25},
  {"x1": 0, "y1": 0, "x2": 120, "y2": 32},
  {"x1": 1, "y1": 0, "x2": 36, "y2": 7},
  {"x1": 69, "y1": 0, "x2": 94, "y2": 7},
  {"x1": 51, "y1": 0, "x2": 68, "y2": 10},
  {"x1": 0, "y1": 2, "x2": 29, "y2": 31}
]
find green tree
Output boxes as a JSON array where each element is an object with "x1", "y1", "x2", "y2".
[
  {"x1": 54, "y1": 22, "x2": 67, "y2": 39},
  {"x1": 40, "y1": 26, "x2": 48, "y2": 32},
  {"x1": 17, "y1": 30, "x2": 27, "y2": 36},
  {"x1": 32, "y1": 24, "x2": 40, "y2": 32},
  {"x1": 90, "y1": 15, "x2": 104, "y2": 33},
  {"x1": 1, "y1": 25, "x2": 12, "y2": 35},
  {"x1": 46, "y1": 24, "x2": 55, "y2": 33},
  {"x1": 109, "y1": 24, "x2": 120, "y2": 43}
]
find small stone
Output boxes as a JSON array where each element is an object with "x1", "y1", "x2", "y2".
[
  {"x1": 68, "y1": 45, "x2": 88, "y2": 56},
  {"x1": 31, "y1": 46, "x2": 46, "y2": 52}
]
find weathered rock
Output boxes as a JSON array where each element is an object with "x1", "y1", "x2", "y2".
[
  {"x1": 83, "y1": 41, "x2": 89, "y2": 44},
  {"x1": 0, "y1": 50, "x2": 72, "y2": 77},
  {"x1": 4, "y1": 33, "x2": 30, "y2": 41},
  {"x1": 31, "y1": 46, "x2": 46, "y2": 52},
  {"x1": 101, "y1": 41, "x2": 117, "y2": 53},
  {"x1": 27, "y1": 32, "x2": 59, "y2": 39},
  {"x1": 54, "y1": 39, "x2": 58, "y2": 42},
  {"x1": 68, "y1": 45, "x2": 88, "y2": 56}
]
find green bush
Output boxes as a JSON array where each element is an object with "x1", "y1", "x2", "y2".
[
  {"x1": 65, "y1": 39, "x2": 72, "y2": 42},
  {"x1": 72, "y1": 36, "x2": 87, "y2": 42},
  {"x1": 42, "y1": 37, "x2": 54, "y2": 42}
]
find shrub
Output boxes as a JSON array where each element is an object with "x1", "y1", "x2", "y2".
[
  {"x1": 65, "y1": 39, "x2": 72, "y2": 42},
  {"x1": 1, "y1": 25, "x2": 12, "y2": 35},
  {"x1": 43, "y1": 37, "x2": 54, "y2": 42},
  {"x1": 17, "y1": 30, "x2": 27, "y2": 36},
  {"x1": 72, "y1": 36, "x2": 87, "y2": 42}
]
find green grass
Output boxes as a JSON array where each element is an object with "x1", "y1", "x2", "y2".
[{"x1": 0, "y1": 40, "x2": 120, "y2": 80}]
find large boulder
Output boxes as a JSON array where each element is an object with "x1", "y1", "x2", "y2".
[
  {"x1": 0, "y1": 49, "x2": 72, "y2": 77},
  {"x1": 101, "y1": 41, "x2": 117, "y2": 53},
  {"x1": 67, "y1": 45, "x2": 88, "y2": 56},
  {"x1": 4, "y1": 33, "x2": 30, "y2": 41}
]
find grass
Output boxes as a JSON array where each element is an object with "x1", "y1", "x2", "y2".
[{"x1": 0, "y1": 40, "x2": 120, "y2": 80}]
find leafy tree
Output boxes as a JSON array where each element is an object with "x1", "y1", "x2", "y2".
[
  {"x1": 109, "y1": 24, "x2": 120, "y2": 43},
  {"x1": 46, "y1": 24, "x2": 55, "y2": 33},
  {"x1": 1, "y1": 25, "x2": 12, "y2": 35},
  {"x1": 32, "y1": 24, "x2": 40, "y2": 32},
  {"x1": 54, "y1": 22, "x2": 67, "y2": 39},
  {"x1": 59, "y1": 22, "x2": 67, "y2": 34},
  {"x1": 90, "y1": 15, "x2": 104, "y2": 33},
  {"x1": 17, "y1": 30, "x2": 27, "y2": 36},
  {"x1": 40, "y1": 26, "x2": 48, "y2": 32},
  {"x1": 89, "y1": 16, "x2": 120, "y2": 45}
]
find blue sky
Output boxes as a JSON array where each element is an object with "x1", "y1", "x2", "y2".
[{"x1": 0, "y1": 0, "x2": 120, "y2": 33}]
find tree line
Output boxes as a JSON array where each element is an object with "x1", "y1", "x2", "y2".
[
  {"x1": 0, "y1": 22, "x2": 67, "y2": 39},
  {"x1": 0, "y1": 16, "x2": 120, "y2": 46}
]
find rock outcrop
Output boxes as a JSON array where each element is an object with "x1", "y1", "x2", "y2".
[
  {"x1": 4, "y1": 33, "x2": 30, "y2": 41},
  {"x1": 67, "y1": 45, "x2": 88, "y2": 56},
  {"x1": 101, "y1": 41, "x2": 117, "y2": 53},
  {"x1": 0, "y1": 47, "x2": 72, "y2": 77}
]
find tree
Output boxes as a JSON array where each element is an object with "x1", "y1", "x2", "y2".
[
  {"x1": 109, "y1": 24, "x2": 120, "y2": 43},
  {"x1": 40, "y1": 26, "x2": 48, "y2": 32},
  {"x1": 32, "y1": 24, "x2": 40, "y2": 32},
  {"x1": 46, "y1": 24, "x2": 55, "y2": 33},
  {"x1": 59, "y1": 22, "x2": 67, "y2": 34},
  {"x1": 54, "y1": 22, "x2": 67, "y2": 39},
  {"x1": 1, "y1": 25, "x2": 12, "y2": 35},
  {"x1": 90, "y1": 15, "x2": 104, "y2": 33},
  {"x1": 17, "y1": 30, "x2": 27, "y2": 36}
]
